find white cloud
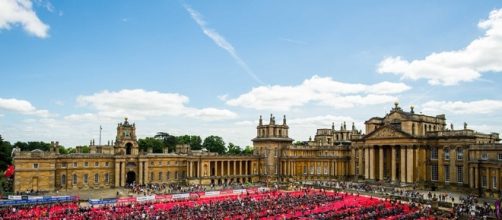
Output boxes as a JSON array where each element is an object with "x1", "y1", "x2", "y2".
[
  {"x1": 184, "y1": 4, "x2": 263, "y2": 85},
  {"x1": 288, "y1": 115, "x2": 357, "y2": 127},
  {"x1": 226, "y1": 75, "x2": 410, "y2": 111},
  {"x1": 234, "y1": 120, "x2": 254, "y2": 126},
  {"x1": 378, "y1": 8, "x2": 502, "y2": 86},
  {"x1": 76, "y1": 89, "x2": 237, "y2": 121},
  {"x1": 422, "y1": 100, "x2": 502, "y2": 114},
  {"x1": 0, "y1": 0, "x2": 49, "y2": 38},
  {"x1": 0, "y1": 97, "x2": 50, "y2": 117}
]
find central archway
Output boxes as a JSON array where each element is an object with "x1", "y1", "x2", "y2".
[{"x1": 126, "y1": 171, "x2": 136, "y2": 185}]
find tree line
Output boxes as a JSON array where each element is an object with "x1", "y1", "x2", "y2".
[{"x1": 0, "y1": 133, "x2": 253, "y2": 171}]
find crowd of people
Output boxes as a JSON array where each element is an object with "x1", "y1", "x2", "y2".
[
  {"x1": 0, "y1": 189, "x2": 431, "y2": 219},
  {"x1": 453, "y1": 194, "x2": 497, "y2": 219},
  {"x1": 126, "y1": 182, "x2": 248, "y2": 196}
]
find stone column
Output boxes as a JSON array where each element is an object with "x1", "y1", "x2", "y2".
[
  {"x1": 488, "y1": 167, "x2": 492, "y2": 189},
  {"x1": 144, "y1": 161, "x2": 149, "y2": 184},
  {"x1": 121, "y1": 162, "x2": 126, "y2": 186},
  {"x1": 469, "y1": 167, "x2": 474, "y2": 188},
  {"x1": 244, "y1": 161, "x2": 248, "y2": 176},
  {"x1": 474, "y1": 166, "x2": 479, "y2": 188},
  {"x1": 364, "y1": 148, "x2": 369, "y2": 179},
  {"x1": 400, "y1": 147, "x2": 406, "y2": 182},
  {"x1": 358, "y1": 148, "x2": 363, "y2": 178},
  {"x1": 233, "y1": 161, "x2": 237, "y2": 176},
  {"x1": 369, "y1": 146, "x2": 375, "y2": 179},
  {"x1": 407, "y1": 146, "x2": 414, "y2": 183},
  {"x1": 227, "y1": 161, "x2": 230, "y2": 177},
  {"x1": 391, "y1": 146, "x2": 396, "y2": 182},
  {"x1": 114, "y1": 162, "x2": 120, "y2": 187},
  {"x1": 379, "y1": 146, "x2": 384, "y2": 180},
  {"x1": 138, "y1": 161, "x2": 143, "y2": 185}
]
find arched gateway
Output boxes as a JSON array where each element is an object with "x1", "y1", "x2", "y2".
[{"x1": 126, "y1": 171, "x2": 136, "y2": 185}]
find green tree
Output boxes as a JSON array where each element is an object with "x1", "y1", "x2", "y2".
[
  {"x1": 293, "y1": 141, "x2": 306, "y2": 146},
  {"x1": 227, "y1": 143, "x2": 242, "y2": 155},
  {"x1": 154, "y1": 132, "x2": 176, "y2": 152},
  {"x1": 176, "y1": 135, "x2": 202, "y2": 150},
  {"x1": 58, "y1": 146, "x2": 69, "y2": 154},
  {"x1": 0, "y1": 135, "x2": 13, "y2": 171},
  {"x1": 138, "y1": 137, "x2": 164, "y2": 153},
  {"x1": 203, "y1": 135, "x2": 226, "y2": 154},
  {"x1": 13, "y1": 141, "x2": 51, "y2": 151},
  {"x1": 242, "y1": 146, "x2": 254, "y2": 155}
]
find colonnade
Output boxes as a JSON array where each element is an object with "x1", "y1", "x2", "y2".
[
  {"x1": 280, "y1": 160, "x2": 349, "y2": 177},
  {"x1": 361, "y1": 145, "x2": 417, "y2": 183}
]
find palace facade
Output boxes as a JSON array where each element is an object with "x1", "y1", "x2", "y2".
[{"x1": 13, "y1": 103, "x2": 502, "y2": 197}]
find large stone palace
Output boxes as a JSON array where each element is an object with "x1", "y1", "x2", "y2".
[{"x1": 12, "y1": 103, "x2": 502, "y2": 197}]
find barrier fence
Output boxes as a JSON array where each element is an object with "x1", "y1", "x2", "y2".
[
  {"x1": 0, "y1": 195, "x2": 79, "y2": 207},
  {"x1": 89, "y1": 187, "x2": 270, "y2": 206}
]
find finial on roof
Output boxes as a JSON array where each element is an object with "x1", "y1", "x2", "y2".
[{"x1": 410, "y1": 105, "x2": 415, "y2": 114}]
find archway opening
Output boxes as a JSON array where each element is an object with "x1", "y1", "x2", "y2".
[
  {"x1": 126, "y1": 143, "x2": 133, "y2": 155},
  {"x1": 126, "y1": 171, "x2": 136, "y2": 185}
]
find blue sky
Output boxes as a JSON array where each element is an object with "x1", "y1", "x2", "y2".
[{"x1": 1, "y1": 0, "x2": 502, "y2": 148}]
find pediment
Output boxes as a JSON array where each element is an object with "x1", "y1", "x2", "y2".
[{"x1": 364, "y1": 125, "x2": 411, "y2": 140}]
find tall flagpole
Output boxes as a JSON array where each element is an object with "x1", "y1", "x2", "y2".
[{"x1": 99, "y1": 125, "x2": 102, "y2": 146}]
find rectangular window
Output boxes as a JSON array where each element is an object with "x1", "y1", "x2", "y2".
[
  {"x1": 493, "y1": 176, "x2": 497, "y2": 189},
  {"x1": 310, "y1": 166, "x2": 314, "y2": 175},
  {"x1": 303, "y1": 166, "x2": 307, "y2": 175},
  {"x1": 95, "y1": 162, "x2": 99, "y2": 167},
  {"x1": 61, "y1": 175, "x2": 66, "y2": 185},
  {"x1": 73, "y1": 162, "x2": 77, "y2": 168},
  {"x1": 84, "y1": 174, "x2": 88, "y2": 184},
  {"x1": 72, "y1": 174, "x2": 77, "y2": 185},
  {"x1": 33, "y1": 163, "x2": 39, "y2": 169},
  {"x1": 431, "y1": 164, "x2": 438, "y2": 181},
  {"x1": 167, "y1": 161, "x2": 170, "y2": 165},
  {"x1": 158, "y1": 161, "x2": 162, "y2": 165},
  {"x1": 457, "y1": 148, "x2": 464, "y2": 160},
  {"x1": 167, "y1": 171, "x2": 170, "y2": 180},
  {"x1": 94, "y1": 173, "x2": 99, "y2": 184},
  {"x1": 158, "y1": 172, "x2": 162, "y2": 181},
  {"x1": 324, "y1": 167, "x2": 328, "y2": 175},
  {"x1": 431, "y1": 148, "x2": 438, "y2": 160},
  {"x1": 105, "y1": 173, "x2": 109, "y2": 184},
  {"x1": 498, "y1": 153, "x2": 502, "y2": 161},
  {"x1": 61, "y1": 162, "x2": 67, "y2": 168},
  {"x1": 482, "y1": 175, "x2": 487, "y2": 188},
  {"x1": 444, "y1": 165, "x2": 450, "y2": 182},
  {"x1": 481, "y1": 153, "x2": 488, "y2": 160},
  {"x1": 84, "y1": 162, "x2": 88, "y2": 167},
  {"x1": 105, "y1": 162, "x2": 109, "y2": 167},
  {"x1": 444, "y1": 149, "x2": 450, "y2": 160},
  {"x1": 150, "y1": 172, "x2": 154, "y2": 181},
  {"x1": 457, "y1": 166, "x2": 463, "y2": 183}
]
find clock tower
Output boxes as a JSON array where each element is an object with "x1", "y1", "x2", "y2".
[{"x1": 114, "y1": 117, "x2": 139, "y2": 155}]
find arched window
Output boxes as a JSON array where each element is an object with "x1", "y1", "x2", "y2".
[
  {"x1": 72, "y1": 174, "x2": 77, "y2": 185},
  {"x1": 61, "y1": 174, "x2": 66, "y2": 185},
  {"x1": 126, "y1": 143, "x2": 133, "y2": 155},
  {"x1": 94, "y1": 173, "x2": 99, "y2": 184}
]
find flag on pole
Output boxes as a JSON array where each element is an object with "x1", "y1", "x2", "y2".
[{"x1": 4, "y1": 165, "x2": 14, "y2": 178}]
